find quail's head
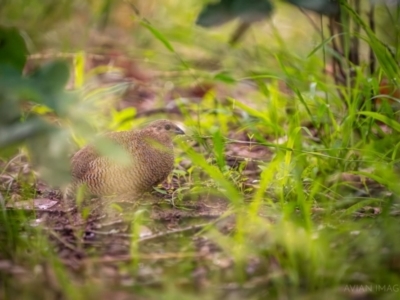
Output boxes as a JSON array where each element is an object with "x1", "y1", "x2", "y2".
[{"x1": 142, "y1": 119, "x2": 185, "y2": 143}]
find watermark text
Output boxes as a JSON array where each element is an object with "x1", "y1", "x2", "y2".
[{"x1": 344, "y1": 284, "x2": 399, "y2": 293}]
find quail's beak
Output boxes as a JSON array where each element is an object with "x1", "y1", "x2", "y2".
[{"x1": 174, "y1": 127, "x2": 185, "y2": 135}]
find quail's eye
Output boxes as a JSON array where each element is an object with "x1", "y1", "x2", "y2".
[{"x1": 165, "y1": 124, "x2": 171, "y2": 130}]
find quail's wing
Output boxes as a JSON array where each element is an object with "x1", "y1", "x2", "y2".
[{"x1": 70, "y1": 131, "x2": 135, "y2": 180}]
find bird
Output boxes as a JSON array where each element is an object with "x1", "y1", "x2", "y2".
[{"x1": 69, "y1": 119, "x2": 184, "y2": 197}]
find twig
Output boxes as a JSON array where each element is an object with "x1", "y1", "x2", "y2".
[
  {"x1": 88, "y1": 223, "x2": 208, "y2": 242},
  {"x1": 135, "y1": 108, "x2": 181, "y2": 118},
  {"x1": 92, "y1": 219, "x2": 125, "y2": 229},
  {"x1": 229, "y1": 22, "x2": 251, "y2": 46},
  {"x1": 329, "y1": 17, "x2": 346, "y2": 86},
  {"x1": 368, "y1": 3, "x2": 375, "y2": 75},
  {"x1": 0, "y1": 153, "x2": 24, "y2": 177},
  {"x1": 351, "y1": 0, "x2": 361, "y2": 67},
  {"x1": 140, "y1": 223, "x2": 208, "y2": 241},
  {"x1": 300, "y1": 8, "x2": 322, "y2": 34},
  {"x1": 28, "y1": 52, "x2": 104, "y2": 60},
  {"x1": 195, "y1": 135, "x2": 277, "y2": 148},
  {"x1": 6, "y1": 206, "x2": 77, "y2": 215},
  {"x1": 45, "y1": 213, "x2": 114, "y2": 232},
  {"x1": 126, "y1": 0, "x2": 151, "y2": 25},
  {"x1": 48, "y1": 230, "x2": 81, "y2": 253},
  {"x1": 73, "y1": 252, "x2": 205, "y2": 264}
]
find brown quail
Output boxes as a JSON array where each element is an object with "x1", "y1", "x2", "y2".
[{"x1": 70, "y1": 119, "x2": 184, "y2": 196}]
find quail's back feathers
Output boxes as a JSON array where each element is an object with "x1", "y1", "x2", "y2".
[{"x1": 70, "y1": 119, "x2": 184, "y2": 196}]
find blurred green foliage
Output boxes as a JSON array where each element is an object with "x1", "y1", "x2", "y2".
[
  {"x1": 196, "y1": 0, "x2": 339, "y2": 28},
  {"x1": 0, "y1": 0, "x2": 74, "y2": 46},
  {"x1": 0, "y1": 25, "x2": 73, "y2": 185}
]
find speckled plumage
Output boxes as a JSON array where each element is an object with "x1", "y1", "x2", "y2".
[{"x1": 70, "y1": 120, "x2": 184, "y2": 196}]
